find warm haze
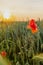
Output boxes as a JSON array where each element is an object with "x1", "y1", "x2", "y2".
[{"x1": 0, "y1": 0, "x2": 43, "y2": 21}]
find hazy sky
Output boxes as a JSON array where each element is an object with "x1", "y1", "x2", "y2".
[{"x1": 0, "y1": 0, "x2": 43, "y2": 19}]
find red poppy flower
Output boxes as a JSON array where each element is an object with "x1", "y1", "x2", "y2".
[
  {"x1": 27, "y1": 19, "x2": 38, "y2": 33},
  {"x1": 1, "y1": 51, "x2": 7, "y2": 57}
]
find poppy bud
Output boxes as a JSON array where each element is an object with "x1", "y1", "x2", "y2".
[{"x1": 1, "y1": 51, "x2": 7, "y2": 57}]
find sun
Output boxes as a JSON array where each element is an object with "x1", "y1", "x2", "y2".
[{"x1": 3, "y1": 10, "x2": 10, "y2": 19}]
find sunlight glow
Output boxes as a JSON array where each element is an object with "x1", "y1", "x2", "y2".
[{"x1": 3, "y1": 10, "x2": 10, "y2": 19}]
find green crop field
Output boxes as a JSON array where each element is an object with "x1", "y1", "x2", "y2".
[{"x1": 0, "y1": 21, "x2": 43, "y2": 65}]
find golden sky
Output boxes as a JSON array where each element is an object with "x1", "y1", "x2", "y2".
[{"x1": 0, "y1": 0, "x2": 43, "y2": 19}]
